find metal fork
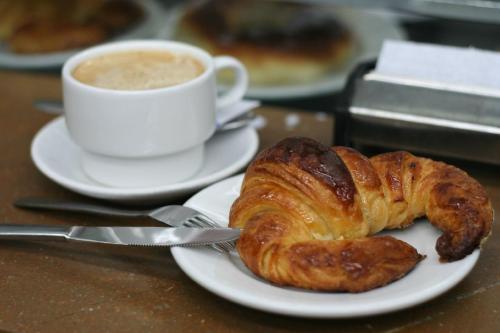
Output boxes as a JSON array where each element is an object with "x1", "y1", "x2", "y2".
[{"x1": 14, "y1": 198, "x2": 236, "y2": 252}]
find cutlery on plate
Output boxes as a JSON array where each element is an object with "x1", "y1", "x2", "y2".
[
  {"x1": 0, "y1": 225, "x2": 240, "y2": 247},
  {"x1": 33, "y1": 99, "x2": 256, "y2": 132},
  {"x1": 14, "y1": 200, "x2": 236, "y2": 251}
]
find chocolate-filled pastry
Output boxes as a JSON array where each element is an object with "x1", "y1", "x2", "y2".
[
  {"x1": 229, "y1": 138, "x2": 493, "y2": 292},
  {"x1": 175, "y1": 0, "x2": 355, "y2": 85},
  {"x1": 0, "y1": 0, "x2": 143, "y2": 54},
  {"x1": 8, "y1": 21, "x2": 107, "y2": 54}
]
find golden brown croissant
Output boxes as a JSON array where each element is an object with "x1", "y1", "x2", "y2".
[{"x1": 229, "y1": 137, "x2": 493, "y2": 292}]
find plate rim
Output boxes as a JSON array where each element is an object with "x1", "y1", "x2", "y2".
[
  {"x1": 172, "y1": 174, "x2": 480, "y2": 318},
  {"x1": 31, "y1": 117, "x2": 259, "y2": 199}
]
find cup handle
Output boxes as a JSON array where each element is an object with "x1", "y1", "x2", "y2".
[{"x1": 214, "y1": 56, "x2": 248, "y2": 109}]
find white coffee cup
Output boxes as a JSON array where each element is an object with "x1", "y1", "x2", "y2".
[{"x1": 62, "y1": 40, "x2": 248, "y2": 188}]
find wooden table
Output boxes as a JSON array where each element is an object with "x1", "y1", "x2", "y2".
[{"x1": 0, "y1": 71, "x2": 498, "y2": 333}]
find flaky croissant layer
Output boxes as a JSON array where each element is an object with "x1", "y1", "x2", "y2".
[{"x1": 229, "y1": 137, "x2": 493, "y2": 292}]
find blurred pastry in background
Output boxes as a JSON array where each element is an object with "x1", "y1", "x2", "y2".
[
  {"x1": 0, "y1": 0, "x2": 143, "y2": 54},
  {"x1": 175, "y1": 0, "x2": 356, "y2": 86}
]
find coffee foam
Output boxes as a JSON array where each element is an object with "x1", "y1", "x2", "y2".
[{"x1": 72, "y1": 50, "x2": 205, "y2": 90}]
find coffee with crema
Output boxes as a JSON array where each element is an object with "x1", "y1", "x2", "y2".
[{"x1": 72, "y1": 50, "x2": 205, "y2": 90}]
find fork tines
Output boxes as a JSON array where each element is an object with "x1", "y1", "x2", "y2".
[{"x1": 184, "y1": 214, "x2": 236, "y2": 252}]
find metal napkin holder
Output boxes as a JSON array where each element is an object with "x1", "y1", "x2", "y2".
[{"x1": 334, "y1": 61, "x2": 500, "y2": 165}]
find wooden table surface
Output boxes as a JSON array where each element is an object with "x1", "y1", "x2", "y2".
[{"x1": 0, "y1": 71, "x2": 498, "y2": 333}]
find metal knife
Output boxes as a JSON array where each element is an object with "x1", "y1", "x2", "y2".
[{"x1": 0, "y1": 225, "x2": 240, "y2": 247}]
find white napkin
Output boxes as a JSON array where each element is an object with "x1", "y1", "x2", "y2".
[
  {"x1": 216, "y1": 99, "x2": 260, "y2": 128},
  {"x1": 369, "y1": 40, "x2": 500, "y2": 97}
]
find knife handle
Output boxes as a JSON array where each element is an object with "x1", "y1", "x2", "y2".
[
  {"x1": 0, "y1": 224, "x2": 70, "y2": 241},
  {"x1": 14, "y1": 198, "x2": 150, "y2": 218}
]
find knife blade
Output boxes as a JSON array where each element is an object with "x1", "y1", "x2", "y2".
[{"x1": 0, "y1": 225, "x2": 240, "y2": 247}]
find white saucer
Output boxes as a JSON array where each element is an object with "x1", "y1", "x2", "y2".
[
  {"x1": 171, "y1": 175, "x2": 480, "y2": 318},
  {"x1": 31, "y1": 117, "x2": 258, "y2": 203}
]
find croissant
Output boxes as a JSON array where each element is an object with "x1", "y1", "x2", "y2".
[{"x1": 229, "y1": 137, "x2": 493, "y2": 292}]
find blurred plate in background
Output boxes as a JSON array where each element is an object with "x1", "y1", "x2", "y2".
[
  {"x1": 162, "y1": 3, "x2": 405, "y2": 100},
  {"x1": 0, "y1": 0, "x2": 166, "y2": 69}
]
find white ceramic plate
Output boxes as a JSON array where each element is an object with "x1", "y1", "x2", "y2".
[
  {"x1": 162, "y1": 6, "x2": 405, "y2": 100},
  {"x1": 0, "y1": 0, "x2": 166, "y2": 69},
  {"x1": 31, "y1": 117, "x2": 258, "y2": 204},
  {"x1": 172, "y1": 174, "x2": 480, "y2": 318}
]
